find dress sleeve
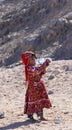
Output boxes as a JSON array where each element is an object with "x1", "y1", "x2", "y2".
[
  {"x1": 38, "y1": 60, "x2": 49, "y2": 74},
  {"x1": 27, "y1": 60, "x2": 49, "y2": 81}
]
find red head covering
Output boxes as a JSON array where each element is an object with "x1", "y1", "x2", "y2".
[{"x1": 21, "y1": 51, "x2": 36, "y2": 82}]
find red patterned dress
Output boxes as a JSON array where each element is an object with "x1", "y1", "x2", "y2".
[{"x1": 24, "y1": 61, "x2": 52, "y2": 115}]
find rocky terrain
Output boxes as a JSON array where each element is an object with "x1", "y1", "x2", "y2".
[
  {"x1": 0, "y1": 0, "x2": 72, "y2": 66},
  {"x1": 0, "y1": 0, "x2": 72, "y2": 130}
]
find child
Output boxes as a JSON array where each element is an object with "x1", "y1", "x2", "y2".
[{"x1": 21, "y1": 51, "x2": 52, "y2": 121}]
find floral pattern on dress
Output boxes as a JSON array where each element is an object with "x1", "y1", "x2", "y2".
[{"x1": 24, "y1": 61, "x2": 52, "y2": 115}]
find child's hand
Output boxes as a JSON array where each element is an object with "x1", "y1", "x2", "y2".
[{"x1": 46, "y1": 58, "x2": 52, "y2": 66}]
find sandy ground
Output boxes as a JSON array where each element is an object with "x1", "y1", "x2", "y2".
[{"x1": 0, "y1": 60, "x2": 72, "y2": 130}]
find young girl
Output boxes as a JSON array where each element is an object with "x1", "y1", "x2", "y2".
[{"x1": 21, "y1": 51, "x2": 52, "y2": 121}]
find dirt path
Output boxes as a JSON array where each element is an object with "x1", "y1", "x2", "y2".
[{"x1": 0, "y1": 60, "x2": 72, "y2": 130}]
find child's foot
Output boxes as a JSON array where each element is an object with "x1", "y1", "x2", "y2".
[
  {"x1": 39, "y1": 117, "x2": 48, "y2": 121},
  {"x1": 28, "y1": 115, "x2": 36, "y2": 122}
]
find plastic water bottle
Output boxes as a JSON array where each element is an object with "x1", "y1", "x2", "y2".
[
  {"x1": 36, "y1": 58, "x2": 52, "y2": 64},
  {"x1": 36, "y1": 58, "x2": 46, "y2": 64}
]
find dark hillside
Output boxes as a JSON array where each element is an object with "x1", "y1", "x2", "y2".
[{"x1": 0, "y1": 0, "x2": 72, "y2": 66}]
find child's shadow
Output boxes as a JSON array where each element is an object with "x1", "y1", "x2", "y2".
[{"x1": 0, "y1": 119, "x2": 40, "y2": 130}]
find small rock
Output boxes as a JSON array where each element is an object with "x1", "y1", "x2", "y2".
[
  {"x1": 48, "y1": 75, "x2": 55, "y2": 80},
  {"x1": 48, "y1": 90, "x2": 54, "y2": 95},
  {"x1": 64, "y1": 112, "x2": 69, "y2": 114},
  {"x1": 0, "y1": 112, "x2": 5, "y2": 119},
  {"x1": 68, "y1": 64, "x2": 72, "y2": 71},
  {"x1": 54, "y1": 116, "x2": 61, "y2": 124}
]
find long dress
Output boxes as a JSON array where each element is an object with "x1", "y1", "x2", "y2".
[{"x1": 24, "y1": 61, "x2": 52, "y2": 115}]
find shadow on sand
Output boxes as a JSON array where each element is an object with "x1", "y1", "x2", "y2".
[{"x1": 0, "y1": 119, "x2": 40, "y2": 130}]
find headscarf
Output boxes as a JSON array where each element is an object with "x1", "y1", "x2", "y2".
[{"x1": 21, "y1": 51, "x2": 36, "y2": 83}]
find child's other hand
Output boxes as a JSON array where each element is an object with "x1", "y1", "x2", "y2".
[
  {"x1": 48, "y1": 58, "x2": 52, "y2": 63},
  {"x1": 46, "y1": 58, "x2": 52, "y2": 66}
]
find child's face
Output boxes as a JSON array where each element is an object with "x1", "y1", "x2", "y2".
[{"x1": 29, "y1": 56, "x2": 36, "y2": 66}]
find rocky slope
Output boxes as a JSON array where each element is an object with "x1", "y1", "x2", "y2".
[{"x1": 0, "y1": 0, "x2": 72, "y2": 66}]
